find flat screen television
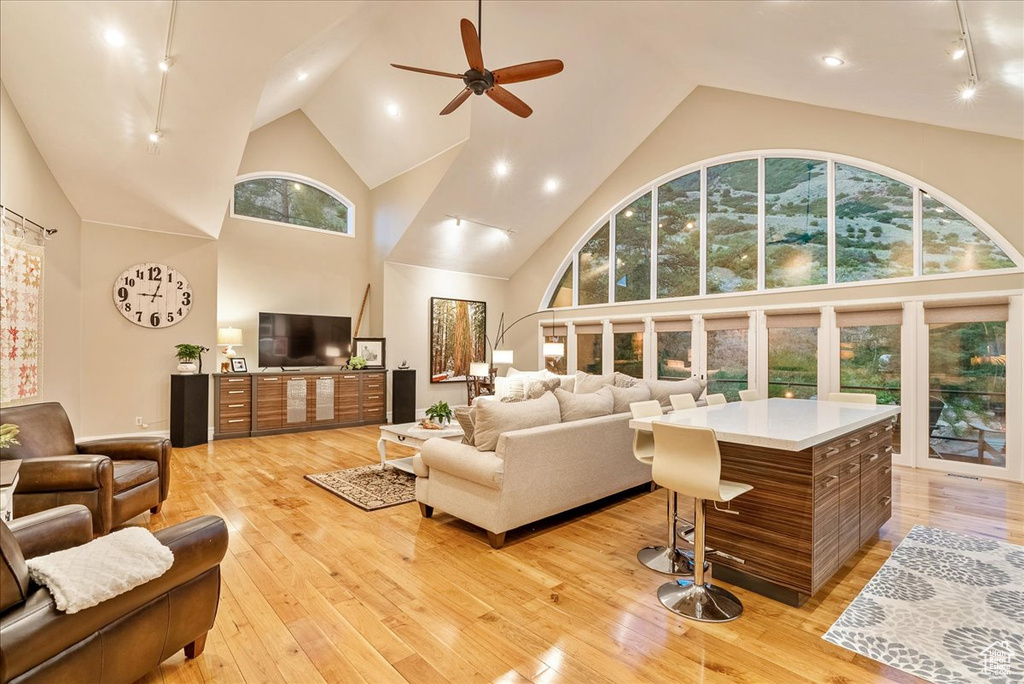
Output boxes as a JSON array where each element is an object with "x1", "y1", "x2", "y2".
[{"x1": 258, "y1": 312, "x2": 351, "y2": 368}]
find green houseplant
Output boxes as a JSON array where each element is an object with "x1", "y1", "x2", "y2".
[
  {"x1": 422, "y1": 400, "x2": 454, "y2": 428},
  {"x1": 174, "y1": 344, "x2": 209, "y2": 374},
  {"x1": 348, "y1": 355, "x2": 367, "y2": 370}
]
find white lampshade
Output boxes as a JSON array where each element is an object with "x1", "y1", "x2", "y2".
[
  {"x1": 492, "y1": 349, "x2": 514, "y2": 365},
  {"x1": 217, "y1": 327, "x2": 243, "y2": 346},
  {"x1": 543, "y1": 342, "x2": 565, "y2": 358},
  {"x1": 469, "y1": 362, "x2": 490, "y2": 378}
]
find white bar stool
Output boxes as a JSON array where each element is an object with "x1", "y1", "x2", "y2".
[
  {"x1": 669, "y1": 394, "x2": 696, "y2": 411},
  {"x1": 827, "y1": 392, "x2": 877, "y2": 405},
  {"x1": 738, "y1": 389, "x2": 761, "y2": 402},
  {"x1": 629, "y1": 400, "x2": 697, "y2": 576},
  {"x1": 706, "y1": 393, "x2": 727, "y2": 405},
  {"x1": 652, "y1": 422, "x2": 752, "y2": 622}
]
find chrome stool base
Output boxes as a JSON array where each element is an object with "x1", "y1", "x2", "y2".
[
  {"x1": 657, "y1": 579, "x2": 743, "y2": 623},
  {"x1": 637, "y1": 546, "x2": 699, "y2": 576}
]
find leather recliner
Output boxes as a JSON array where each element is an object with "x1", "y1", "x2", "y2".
[
  {"x1": 0, "y1": 505, "x2": 228, "y2": 684},
  {"x1": 0, "y1": 402, "x2": 171, "y2": 534}
]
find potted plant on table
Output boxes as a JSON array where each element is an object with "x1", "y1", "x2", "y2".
[
  {"x1": 347, "y1": 355, "x2": 367, "y2": 370},
  {"x1": 174, "y1": 344, "x2": 209, "y2": 374},
  {"x1": 421, "y1": 401, "x2": 454, "y2": 430}
]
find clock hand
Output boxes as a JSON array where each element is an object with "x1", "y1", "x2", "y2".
[{"x1": 150, "y1": 282, "x2": 162, "y2": 302}]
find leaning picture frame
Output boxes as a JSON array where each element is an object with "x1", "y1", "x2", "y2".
[
  {"x1": 353, "y1": 337, "x2": 386, "y2": 369},
  {"x1": 230, "y1": 357, "x2": 248, "y2": 373}
]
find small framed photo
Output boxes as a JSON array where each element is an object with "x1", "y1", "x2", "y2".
[
  {"x1": 353, "y1": 337, "x2": 386, "y2": 369},
  {"x1": 230, "y1": 357, "x2": 248, "y2": 373}
]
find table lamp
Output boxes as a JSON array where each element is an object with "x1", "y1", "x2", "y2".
[
  {"x1": 217, "y1": 327, "x2": 243, "y2": 372},
  {"x1": 469, "y1": 362, "x2": 491, "y2": 378}
]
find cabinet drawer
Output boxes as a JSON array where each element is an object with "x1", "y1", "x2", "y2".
[
  {"x1": 363, "y1": 393, "x2": 385, "y2": 409},
  {"x1": 219, "y1": 376, "x2": 250, "y2": 388},
  {"x1": 219, "y1": 402, "x2": 250, "y2": 418},
  {"x1": 363, "y1": 406, "x2": 385, "y2": 422},
  {"x1": 219, "y1": 416, "x2": 250, "y2": 433}
]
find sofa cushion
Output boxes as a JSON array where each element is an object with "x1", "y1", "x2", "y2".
[
  {"x1": 554, "y1": 374, "x2": 575, "y2": 392},
  {"x1": 454, "y1": 406, "x2": 476, "y2": 447},
  {"x1": 608, "y1": 384, "x2": 653, "y2": 414},
  {"x1": 505, "y1": 368, "x2": 555, "y2": 401},
  {"x1": 555, "y1": 387, "x2": 614, "y2": 422},
  {"x1": 642, "y1": 377, "x2": 708, "y2": 408},
  {"x1": 112, "y1": 460, "x2": 159, "y2": 494},
  {"x1": 474, "y1": 391, "x2": 560, "y2": 452},
  {"x1": 574, "y1": 371, "x2": 615, "y2": 394},
  {"x1": 613, "y1": 372, "x2": 639, "y2": 388}
]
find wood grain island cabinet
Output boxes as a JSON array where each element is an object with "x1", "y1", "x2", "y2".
[{"x1": 213, "y1": 370, "x2": 387, "y2": 439}]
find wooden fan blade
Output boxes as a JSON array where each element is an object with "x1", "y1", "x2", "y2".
[
  {"x1": 460, "y1": 18, "x2": 484, "y2": 71},
  {"x1": 493, "y1": 59, "x2": 564, "y2": 85},
  {"x1": 487, "y1": 85, "x2": 532, "y2": 118},
  {"x1": 391, "y1": 64, "x2": 465, "y2": 79},
  {"x1": 441, "y1": 88, "x2": 472, "y2": 115}
]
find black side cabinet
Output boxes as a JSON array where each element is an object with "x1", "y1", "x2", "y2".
[
  {"x1": 392, "y1": 369, "x2": 416, "y2": 424},
  {"x1": 170, "y1": 374, "x2": 209, "y2": 448}
]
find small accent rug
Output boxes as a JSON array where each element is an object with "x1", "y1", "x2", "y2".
[
  {"x1": 305, "y1": 464, "x2": 416, "y2": 511},
  {"x1": 824, "y1": 525, "x2": 1024, "y2": 683}
]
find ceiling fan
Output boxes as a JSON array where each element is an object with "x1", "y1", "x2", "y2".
[{"x1": 390, "y1": 0, "x2": 563, "y2": 118}]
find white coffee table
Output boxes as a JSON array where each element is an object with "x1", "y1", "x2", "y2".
[{"x1": 378, "y1": 422, "x2": 465, "y2": 473}]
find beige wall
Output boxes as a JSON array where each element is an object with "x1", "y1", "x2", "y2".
[
  {"x1": 218, "y1": 111, "x2": 379, "y2": 369},
  {"x1": 383, "y1": 262, "x2": 507, "y2": 414},
  {"x1": 504, "y1": 86, "x2": 1024, "y2": 364},
  {"x1": 0, "y1": 83, "x2": 84, "y2": 428},
  {"x1": 79, "y1": 223, "x2": 217, "y2": 436}
]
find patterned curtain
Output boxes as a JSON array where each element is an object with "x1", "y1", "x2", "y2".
[{"x1": 0, "y1": 214, "x2": 44, "y2": 405}]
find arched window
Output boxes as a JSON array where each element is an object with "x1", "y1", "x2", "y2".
[
  {"x1": 542, "y1": 151, "x2": 1020, "y2": 309},
  {"x1": 232, "y1": 173, "x2": 353, "y2": 236}
]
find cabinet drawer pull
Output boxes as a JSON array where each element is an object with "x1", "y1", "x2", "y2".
[
  {"x1": 228, "y1": 390, "x2": 245, "y2": 394},
  {"x1": 367, "y1": 395, "x2": 380, "y2": 400},
  {"x1": 343, "y1": 375, "x2": 356, "y2": 379},
  {"x1": 883, "y1": 446, "x2": 892, "y2": 453},
  {"x1": 227, "y1": 419, "x2": 246, "y2": 424},
  {"x1": 227, "y1": 378, "x2": 246, "y2": 383},
  {"x1": 868, "y1": 431, "x2": 879, "y2": 439},
  {"x1": 262, "y1": 378, "x2": 279, "y2": 382},
  {"x1": 884, "y1": 424, "x2": 893, "y2": 432},
  {"x1": 823, "y1": 475, "x2": 839, "y2": 488},
  {"x1": 880, "y1": 496, "x2": 892, "y2": 505},
  {"x1": 228, "y1": 403, "x2": 245, "y2": 408},
  {"x1": 846, "y1": 464, "x2": 859, "y2": 474},
  {"x1": 319, "y1": 376, "x2": 333, "y2": 379},
  {"x1": 710, "y1": 549, "x2": 745, "y2": 564},
  {"x1": 848, "y1": 438, "x2": 861, "y2": 447},
  {"x1": 825, "y1": 447, "x2": 840, "y2": 456},
  {"x1": 883, "y1": 466, "x2": 892, "y2": 474},
  {"x1": 867, "y1": 453, "x2": 879, "y2": 462}
]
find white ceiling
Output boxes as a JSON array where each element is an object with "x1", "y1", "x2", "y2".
[{"x1": 1, "y1": 1, "x2": 1021, "y2": 272}]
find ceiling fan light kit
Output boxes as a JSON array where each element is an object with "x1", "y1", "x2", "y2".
[{"x1": 391, "y1": 1, "x2": 563, "y2": 118}]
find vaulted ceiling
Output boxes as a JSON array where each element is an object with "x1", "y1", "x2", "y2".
[{"x1": 2, "y1": 1, "x2": 1021, "y2": 276}]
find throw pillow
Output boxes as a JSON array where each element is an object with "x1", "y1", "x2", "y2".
[
  {"x1": 555, "y1": 374, "x2": 576, "y2": 392},
  {"x1": 474, "y1": 391, "x2": 560, "y2": 452},
  {"x1": 493, "y1": 376, "x2": 510, "y2": 401},
  {"x1": 526, "y1": 377, "x2": 561, "y2": 400},
  {"x1": 454, "y1": 406, "x2": 476, "y2": 447},
  {"x1": 642, "y1": 377, "x2": 708, "y2": 408},
  {"x1": 574, "y1": 370, "x2": 615, "y2": 394},
  {"x1": 613, "y1": 372, "x2": 639, "y2": 388},
  {"x1": 504, "y1": 368, "x2": 555, "y2": 401},
  {"x1": 554, "y1": 386, "x2": 614, "y2": 422},
  {"x1": 608, "y1": 384, "x2": 653, "y2": 414}
]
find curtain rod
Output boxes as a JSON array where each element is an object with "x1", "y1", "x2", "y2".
[{"x1": 0, "y1": 204, "x2": 58, "y2": 240}]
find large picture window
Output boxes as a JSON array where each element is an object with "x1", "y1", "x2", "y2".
[
  {"x1": 838, "y1": 315, "x2": 902, "y2": 452},
  {"x1": 834, "y1": 164, "x2": 913, "y2": 283},
  {"x1": 922, "y1": 192, "x2": 1016, "y2": 275},
  {"x1": 705, "y1": 318, "x2": 749, "y2": 401},
  {"x1": 578, "y1": 223, "x2": 610, "y2": 306},
  {"x1": 706, "y1": 160, "x2": 758, "y2": 293},
  {"x1": 765, "y1": 158, "x2": 828, "y2": 289},
  {"x1": 657, "y1": 172, "x2": 700, "y2": 299},
  {"x1": 233, "y1": 175, "x2": 352, "y2": 235},
  {"x1": 614, "y1": 194, "x2": 652, "y2": 302}
]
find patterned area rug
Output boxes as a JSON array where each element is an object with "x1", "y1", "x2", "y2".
[
  {"x1": 824, "y1": 525, "x2": 1024, "y2": 683},
  {"x1": 305, "y1": 464, "x2": 416, "y2": 511}
]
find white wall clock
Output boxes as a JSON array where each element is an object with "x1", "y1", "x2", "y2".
[{"x1": 113, "y1": 262, "x2": 193, "y2": 328}]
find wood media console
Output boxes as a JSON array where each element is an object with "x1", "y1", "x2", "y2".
[{"x1": 213, "y1": 369, "x2": 387, "y2": 440}]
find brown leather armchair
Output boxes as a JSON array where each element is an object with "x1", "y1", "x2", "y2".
[
  {"x1": 0, "y1": 505, "x2": 227, "y2": 684},
  {"x1": 0, "y1": 402, "x2": 171, "y2": 534}
]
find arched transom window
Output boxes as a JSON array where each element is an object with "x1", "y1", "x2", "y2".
[
  {"x1": 232, "y1": 173, "x2": 354, "y2": 236},
  {"x1": 544, "y1": 151, "x2": 1020, "y2": 309}
]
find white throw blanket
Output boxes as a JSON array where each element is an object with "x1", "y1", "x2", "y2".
[{"x1": 26, "y1": 527, "x2": 174, "y2": 614}]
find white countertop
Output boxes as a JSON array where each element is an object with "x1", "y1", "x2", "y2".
[{"x1": 628, "y1": 398, "x2": 901, "y2": 451}]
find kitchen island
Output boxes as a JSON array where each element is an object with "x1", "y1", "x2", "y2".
[{"x1": 630, "y1": 398, "x2": 901, "y2": 606}]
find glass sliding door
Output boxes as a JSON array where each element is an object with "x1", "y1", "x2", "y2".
[
  {"x1": 837, "y1": 308, "x2": 903, "y2": 452},
  {"x1": 613, "y1": 323, "x2": 644, "y2": 378},
  {"x1": 766, "y1": 313, "x2": 819, "y2": 399},
  {"x1": 705, "y1": 316, "x2": 749, "y2": 401},
  {"x1": 575, "y1": 325, "x2": 604, "y2": 375},
  {"x1": 925, "y1": 304, "x2": 1008, "y2": 469},
  {"x1": 656, "y1": 319, "x2": 692, "y2": 380}
]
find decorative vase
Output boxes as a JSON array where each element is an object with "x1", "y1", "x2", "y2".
[{"x1": 177, "y1": 362, "x2": 198, "y2": 374}]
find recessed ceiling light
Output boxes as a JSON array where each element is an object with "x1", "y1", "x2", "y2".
[
  {"x1": 386, "y1": 102, "x2": 401, "y2": 119},
  {"x1": 544, "y1": 178, "x2": 560, "y2": 193},
  {"x1": 103, "y1": 28, "x2": 125, "y2": 47},
  {"x1": 822, "y1": 55, "x2": 844, "y2": 67},
  {"x1": 959, "y1": 82, "x2": 977, "y2": 100},
  {"x1": 494, "y1": 160, "x2": 509, "y2": 177},
  {"x1": 296, "y1": 72, "x2": 308, "y2": 82},
  {"x1": 148, "y1": 130, "x2": 162, "y2": 143}
]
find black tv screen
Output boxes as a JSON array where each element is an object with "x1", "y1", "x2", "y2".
[{"x1": 258, "y1": 312, "x2": 351, "y2": 368}]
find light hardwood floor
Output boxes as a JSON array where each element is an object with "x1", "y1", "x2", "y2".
[{"x1": 141, "y1": 426, "x2": 1023, "y2": 684}]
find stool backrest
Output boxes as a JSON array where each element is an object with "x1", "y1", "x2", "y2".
[
  {"x1": 652, "y1": 422, "x2": 723, "y2": 500},
  {"x1": 827, "y1": 392, "x2": 876, "y2": 405},
  {"x1": 739, "y1": 389, "x2": 760, "y2": 402},
  {"x1": 630, "y1": 400, "x2": 662, "y2": 464},
  {"x1": 670, "y1": 394, "x2": 697, "y2": 411},
  {"x1": 706, "y1": 393, "x2": 727, "y2": 406}
]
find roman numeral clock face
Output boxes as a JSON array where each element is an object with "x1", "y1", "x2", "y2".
[{"x1": 113, "y1": 262, "x2": 193, "y2": 328}]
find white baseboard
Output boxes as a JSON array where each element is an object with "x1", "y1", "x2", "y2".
[{"x1": 77, "y1": 429, "x2": 172, "y2": 442}]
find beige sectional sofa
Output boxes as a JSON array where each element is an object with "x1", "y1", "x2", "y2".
[{"x1": 412, "y1": 411, "x2": 650, "y2": 548}]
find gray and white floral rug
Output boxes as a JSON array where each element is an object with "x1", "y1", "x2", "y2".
[
  {"x1": 305, "y1": 464, "x2": 416, "y2": 511},
  {"x1": 824, "y1": 525, "x2": 1024, "y2": 683}
]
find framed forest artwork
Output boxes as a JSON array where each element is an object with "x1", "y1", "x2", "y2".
[{"x1": 430, "y1": 297, "x2": 486, "y2": 383}]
